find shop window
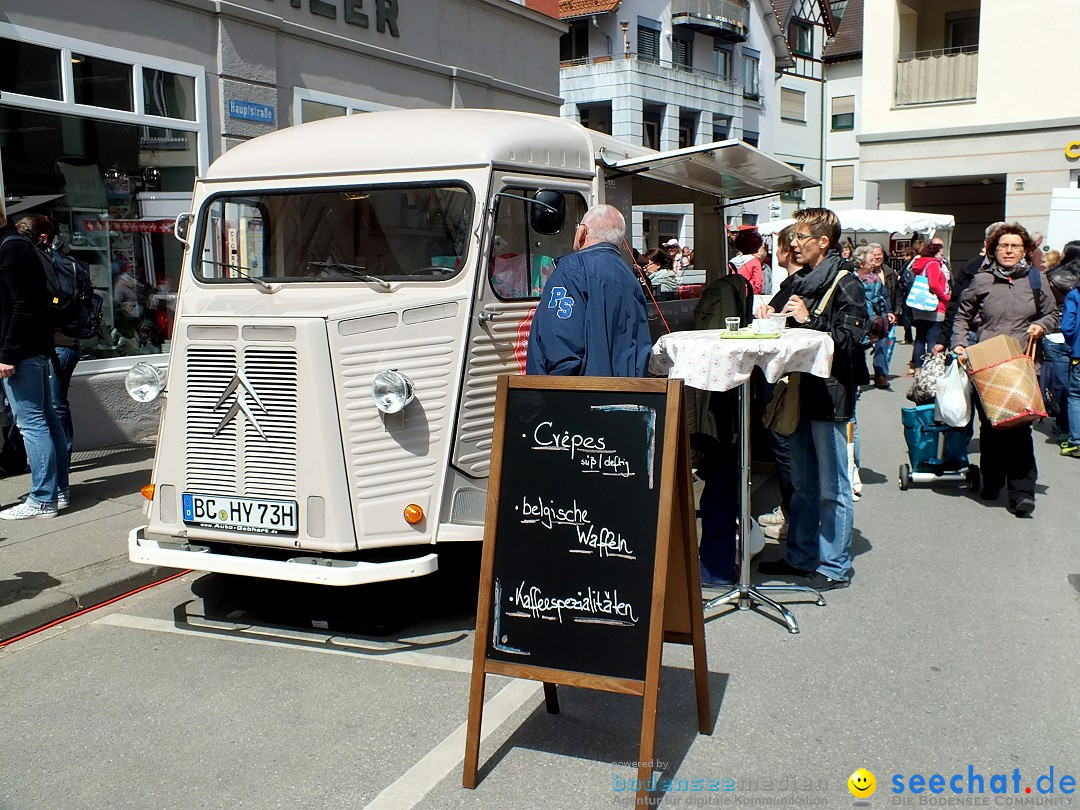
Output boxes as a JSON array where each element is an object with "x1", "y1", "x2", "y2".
[
  {"x1": 143, "y1": 69, "x2": 196, "y2": 121},
  {"x1": 0, "y1": 106, "x2": 197, "y2": 359},
  {"x1": 0, "y1": 37, "x2": 61, "y2": 100},
  {"x1": 489, "y1": 187, "x2": 586, "y2": 300},
  {"x1": 831, "y1": 95, "x2": 855, "y2": 131},
  {"x1": 72, "y1": 53, "x2": 133, "y2": 112},
  {"x1": 300, "y1": 99, "x2": 348, "y2": 122}
]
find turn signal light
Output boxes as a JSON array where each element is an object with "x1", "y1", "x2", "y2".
[
  {"x1": 140, "y1": 484, "x2": 156, "y2": 501},
  {"x1": 403, "y1": 504, "x2": 424, "y2": 525}
]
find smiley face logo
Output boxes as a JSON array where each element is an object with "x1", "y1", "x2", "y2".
[{"x1": 848, "y1": 768, "x2": 876, "y2": 798}]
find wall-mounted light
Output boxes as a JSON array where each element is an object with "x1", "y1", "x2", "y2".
[
  {"x1": 104, "y1": 166, "x2": 125, "y2": 182},
  {"x1": 1014, "y1": 177, "x2": 1026, "y2": 191}
]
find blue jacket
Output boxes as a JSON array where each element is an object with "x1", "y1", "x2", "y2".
[
  {"x1": 1062, "y1": 287, "x2": 1080, "y2": 359},
  {"x1": 525, "y1": 242, "x2": 651, "y2": 377}
]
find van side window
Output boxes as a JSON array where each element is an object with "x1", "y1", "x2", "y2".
[{"x1": 489, "y1": 188, "x2": 585, "y2": 300}]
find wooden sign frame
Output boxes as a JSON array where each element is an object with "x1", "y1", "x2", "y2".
[{"x1": 463, "y1": 375, "x2": 711, "y2": 805}]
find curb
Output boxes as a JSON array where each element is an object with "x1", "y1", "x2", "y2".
[{"x1": 0, "y1": 562, "x2": 177, "y2": 644}]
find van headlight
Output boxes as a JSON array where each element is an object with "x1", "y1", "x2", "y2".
[
  {"x1": 125, "y1": 362, "x2": 167, "y2": 402},
  {"x1": 371, "y1": 369, "x2": 415, "y2": 414}
]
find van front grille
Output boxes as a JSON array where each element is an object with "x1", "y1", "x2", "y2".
[{"x1": 184, "y1": 345, "x2": 298, "y2": 498}]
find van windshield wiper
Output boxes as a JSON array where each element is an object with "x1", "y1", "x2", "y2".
[
  {"x1": 205, "y1": 260, "x2": 277, "y2": 293},
  {"x1": 308, "y1": 261, "x2": 396, "y2": 290}
]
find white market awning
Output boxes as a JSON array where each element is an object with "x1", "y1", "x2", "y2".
[
  {"x1": 757, "y1": 209, "x2": 955, "y2": 237},
  {"x1": 598, "y1": 140, "x2": 819, "y2": 201}
]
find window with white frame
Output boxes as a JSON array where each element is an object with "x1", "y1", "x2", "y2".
[
  {"x1": 831, "y1": 95, "x2": 855, "y2": 130},
  {"x1": 0, "y1": 24, "x2": 206, "y2": 361},
  {"x1": 781, "y1": 163, "x2": 805, "y2": 202},
  {"x1": 789, "y1": 20, "x2": 813, "y2": 57},
  {"x1": 713, "y1": 46, "x2": 732, "y2": 80},
  {"x1": 742, "y1": 54, "x2": 760, "y2": 99},
  {"x1": 293, "y1": 88, "x2": 398, "y2": 124},
  {"x1": 780, "y1": 88, "x2": 806, "y2": 122},
  {"x1": 831, "y1": 164, "x2": 855, "y2": 200},
  {"x1": 673, "y1": 33, "x2": 693, "y2": 70}
]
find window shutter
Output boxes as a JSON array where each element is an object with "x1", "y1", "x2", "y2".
[
  {"x1": 831, "y1": 165, "x2": 855, "y2": 200},
  {"x1": 832, "y1": 95, "x2": 855, "y2": 116},
  {"x1": 780, "y1": 88, "x2": 805, "y2": 121},
  {"x1": 638, "y1": 28, "x2": 659, "y2": 62}
]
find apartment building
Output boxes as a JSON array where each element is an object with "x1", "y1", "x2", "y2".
[
  {"x1": 859, "y1": 0, "x2": 1080, "y2": 256},
  {"x1": 822, "y1": 0, "x2": 875, "y2": 210},
  {"x1": 529, "y1": 0, "x2": 802, "y2": 246}
]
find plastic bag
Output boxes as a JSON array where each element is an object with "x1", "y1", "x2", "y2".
[{"x1": 935, "y1": 358, "x2": 972, "y2": 428}]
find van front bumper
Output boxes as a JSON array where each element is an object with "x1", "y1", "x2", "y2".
[{"x1": 128, "y1": 527, "x2": 439, "y2": 586}]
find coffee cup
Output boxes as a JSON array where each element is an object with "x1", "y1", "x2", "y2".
[
  {"x1": 752, "y1": 318, "x2": 775, "y2": 334},
  {"x1": 769, "y1": 313, "x2": 787, "y2": 333}
]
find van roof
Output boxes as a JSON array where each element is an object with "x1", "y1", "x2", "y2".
[{"x1": 204, "y1": 108, "x2": 596, "y2": 181}]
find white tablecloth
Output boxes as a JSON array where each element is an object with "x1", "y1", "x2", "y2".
[{"x1": 649, "y1": 329, "x2": 835, "y2": 392}]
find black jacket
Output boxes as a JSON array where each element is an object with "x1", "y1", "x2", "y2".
[
  {"x1": 0, "y1": 225, "x2": 55, "y2": 366},
  {"x1": 770, "y1": 252, "x2": 868, "y2": 422}
]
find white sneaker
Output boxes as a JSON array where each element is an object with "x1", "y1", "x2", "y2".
[
  {"x1": 757, "y1": 505, "x2": 785, "y2": 526},
  {"x1": 1, "y1": 501, "x2": 58, "y2": 520},
  {"x1": 57, "y1": 493, "x2": 70, "y2": 510}
]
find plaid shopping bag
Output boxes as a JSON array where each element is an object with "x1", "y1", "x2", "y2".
[{"x1": 966, "y1": 337, "x2": 1047, "y2": 428}]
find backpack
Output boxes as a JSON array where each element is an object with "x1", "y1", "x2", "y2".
[
  {"x1": 859, "y1": 274, "x2": 890, "y2": 343},
  {"x1": 48, "y1": 249, "x2": 103, "y2": 340},
  {"x1": 0, "y1": 235, "x2": 102, "y2": 339},
  {"x1": 693, "y1": 273, "x2": 753, "y2": 330}
]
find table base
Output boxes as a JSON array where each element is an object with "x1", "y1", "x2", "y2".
[{"x1": 704, "y1": 584, "x2": 825, "y2": 635}]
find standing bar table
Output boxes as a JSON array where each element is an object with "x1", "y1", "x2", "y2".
[{"x1": 650, "y1": 328, "x2": 835, "y2": 634}]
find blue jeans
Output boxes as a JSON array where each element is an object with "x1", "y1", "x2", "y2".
[
  {"x1": 872, "y1": 325, "x2": 895, "y2": 377},
  {"x1": 912, "y1": 319, "x2": 942, "y2": 370},
  {"x1": 2, "y1": 355, "x2": 69, "y2": 506},
  {"x1": 1042, "y1": 338, "x2": 1072, "y2": 435},
  {"x1": 1068, "y1": 358, "x2": 1080, "y2": 446},
  {"x1": 50, "y1": 345, "x2": 79, "y2": 462},
  {"x1": 786, "y1": 419, "x2": 854, "y2": 581}
]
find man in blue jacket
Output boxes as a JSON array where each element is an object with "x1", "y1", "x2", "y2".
[{"x1": 526, "y1": 204, "x2": 650, "y2": 377}]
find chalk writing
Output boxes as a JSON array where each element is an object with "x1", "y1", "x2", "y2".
[
  {"x1": 573, "y1": 523, "x2": 635, "y2": 558},
  {"x1": 511, "y1": 581, "x2": 639, "y2": 625},
  {"x1": 519, "y1": 496, "x2": 588, "y2": 529}
]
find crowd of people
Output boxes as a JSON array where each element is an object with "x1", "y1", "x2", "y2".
[{"x1": 526, "y1": 202, "x2": 1078, "y2": 595}]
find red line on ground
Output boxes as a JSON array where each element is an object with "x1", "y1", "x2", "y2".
[{"x1": 0, "y1": 570, "x2": 192, "y2": 648}]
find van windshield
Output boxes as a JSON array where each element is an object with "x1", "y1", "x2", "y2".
[{"x1": 195, "y1": 184, "x2": 473, "y2": 284}]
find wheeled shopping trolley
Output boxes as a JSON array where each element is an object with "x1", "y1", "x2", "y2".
[{"x1": 898, "y1": 404, "x2": 980, "y2": 491}]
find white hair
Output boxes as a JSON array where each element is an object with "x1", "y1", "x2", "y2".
[{"x1": 581, "y1": 204, "x2": 626, "y2": 246}]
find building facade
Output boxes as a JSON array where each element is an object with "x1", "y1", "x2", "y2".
[
  {"x1": 859, "y1": 0, "x2": 1080, "y2": 257},
  {"x1": 1, "y1": 0, "x2": 562, "y2": 447}
]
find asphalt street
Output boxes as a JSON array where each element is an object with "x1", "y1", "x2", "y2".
[{"x1": 1, "y1": 373, "x2": 1078, "y2": 810}]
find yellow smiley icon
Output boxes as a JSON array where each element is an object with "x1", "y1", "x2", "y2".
[{"x1": 848, "y1": 768, "x2": 876, "y2": 798}]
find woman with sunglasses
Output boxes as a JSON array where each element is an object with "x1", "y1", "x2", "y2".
[{"x1": 952, "y1": 223, "x2": 1059, "y2": 517}]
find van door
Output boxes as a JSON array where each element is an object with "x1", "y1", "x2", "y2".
[{"x1": 450, "y1": 179, "x2": 589, "y2": 479}]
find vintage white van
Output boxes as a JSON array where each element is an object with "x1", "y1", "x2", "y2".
[{"x1": 127, "y1": 108, "x2": 813, "y2": 585}]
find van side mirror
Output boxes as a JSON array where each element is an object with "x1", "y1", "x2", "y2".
[{"x1": 530, "y1": 190, "x2": 566, "y2": 235}]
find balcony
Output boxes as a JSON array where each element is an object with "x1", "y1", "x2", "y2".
[
  {"x1": 560, "y1": 55, "x2": 743, "y2": 118},
  {"x1": 895, "y1": 46, "x2": 978, "y2": 106},
  {"x1": 672, "y1": 0, "x2": 750, "y2": 43}
]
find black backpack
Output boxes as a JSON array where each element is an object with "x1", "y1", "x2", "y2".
[
  {"x1": 0, "y1": 235, "x2": 102, "y2": 339},
  {"x1": 693, "y1": 273, "x2": 754, "y2": 330},
  {"x1": 48, "y1": 248, "x2": 103, "y2": 340}
]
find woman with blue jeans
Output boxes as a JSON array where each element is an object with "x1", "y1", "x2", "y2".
[
  {"x1": 1060, "y1": 285, "x2": 1080, "y2": 458},
  {"x1": 0, "y1": 213, "x2": 69, "y2": 519}
]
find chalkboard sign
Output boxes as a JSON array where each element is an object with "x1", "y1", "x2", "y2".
[
  {"x1": 486, "y1": 386, "x2": 666, "y2": 681},
  {"x1": 465, "y1": 375, "x2": 712, "y2": 805}
]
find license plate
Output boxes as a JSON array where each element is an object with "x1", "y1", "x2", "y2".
[{"x1": 182, "y1": 493, "x2": 299, "y2": 535}]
